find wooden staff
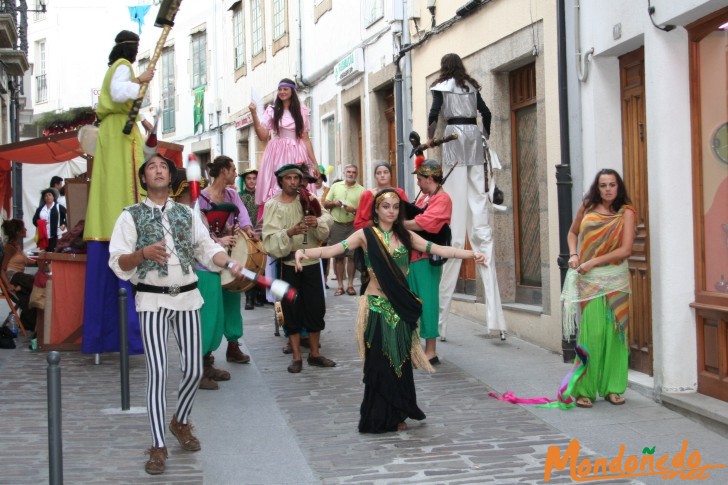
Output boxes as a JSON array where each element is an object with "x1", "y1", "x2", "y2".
[{"x1": 123, "y1": 0, "x2": 182, "y2": 135}]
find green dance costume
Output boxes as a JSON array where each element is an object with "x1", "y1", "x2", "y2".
[{"x1": 356, "y1": 227, "x2": 432, "y2": 433}]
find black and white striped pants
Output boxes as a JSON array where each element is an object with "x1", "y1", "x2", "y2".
[{"x1": 139, "y1": 308, "x2": 203, "y2": 448}]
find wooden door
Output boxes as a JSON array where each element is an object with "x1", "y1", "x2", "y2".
[
  {"x1": 688, "y1": 7, "x2": 728, "y2": 402},
  {"x1": 620, "y1": 47, "x2": 653, "y2": 376}
]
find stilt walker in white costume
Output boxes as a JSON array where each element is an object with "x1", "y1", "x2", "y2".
[{"x1": 428, "y1": 53, "x2": 507, "y2": 341}]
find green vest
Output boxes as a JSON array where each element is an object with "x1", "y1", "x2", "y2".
[{"x1": 126, "y1": 202, "x2": 195, "y2": 279}]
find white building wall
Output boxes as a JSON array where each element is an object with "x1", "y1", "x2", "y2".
[
  {"x1": 575, "y1": 0, "x2": 721, "y2": 393},
  {"x1": 643, "y1": 27, "x2": 696, "y2": 393},
  {"x1": 301, "y1": 0, "x2": 398, "y2": 185},
  {"x1": 27, "y1": 1, "x2": 138, "y2": 115}
]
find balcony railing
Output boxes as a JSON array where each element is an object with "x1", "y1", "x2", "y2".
[{"x1": 35, "y1": 73, "x2": 46, "y2": 102}]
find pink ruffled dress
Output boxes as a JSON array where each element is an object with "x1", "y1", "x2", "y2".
[{"x1": 255, "y1": 105, "x2": 316, "y2": 207}]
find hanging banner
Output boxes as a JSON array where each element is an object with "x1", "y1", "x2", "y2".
[{"x1": 193, "y1": 86, "x2": 205, "y2": 134}]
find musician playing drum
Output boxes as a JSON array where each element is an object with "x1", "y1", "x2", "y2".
[
  {"x1": 403, "y1": 159, "x2": 452, "y2": 364},
  {"x1": 199, "y1": 156, "x2": 257, "y2": 366}
]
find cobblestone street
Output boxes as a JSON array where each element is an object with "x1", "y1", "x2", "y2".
[{"x1": 1, "y1": 288, "x2": 726, "y2": 484}]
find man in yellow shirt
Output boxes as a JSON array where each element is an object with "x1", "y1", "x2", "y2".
[{"x1": 324, "y1": 164, "x2": 364, "y2": 295}]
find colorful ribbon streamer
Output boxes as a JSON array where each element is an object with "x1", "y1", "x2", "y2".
[{"x1": 489, "y1": 345, "x2": 590, "y2": 410}]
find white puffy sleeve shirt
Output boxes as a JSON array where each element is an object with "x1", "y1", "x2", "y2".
[
  {"x1": 109, "y1": 198, "x2": 226, "y2": 312},
  {"x1": 110, "y1": 64, "x2": 141, "y2": 103}
]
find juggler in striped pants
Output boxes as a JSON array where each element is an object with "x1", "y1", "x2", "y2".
[{"x1": 139, "y1": 308, "x2": 203, "y2": 448}]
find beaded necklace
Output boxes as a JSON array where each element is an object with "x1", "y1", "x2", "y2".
[{"x1": 374, "y1": 226, "x2": 393, "y2": 248}]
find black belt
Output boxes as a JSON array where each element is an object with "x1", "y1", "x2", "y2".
[
  {"x1": 447, "y1": 117, "x2": 477, "y2": 125},
  {"x1": 134, "y1": 282, "x2": 197, "y2": 297}
]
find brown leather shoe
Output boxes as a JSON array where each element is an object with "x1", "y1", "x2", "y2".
[
  {"x1": 203, "y1": 354, "x2": 231, "y2": 381},
  {"x1": 144, "y1": 446, "x2": 167, "y2": 475},
  {"x1": 209, "y1": 366, "x2": 231, "y2": 381},
  {"x1": 226, "y1": 341, "x2": 251, "y2": 364},
  {"x1": 169, "y1": 415, "x2": 201, "y2": 451},
  {"x1": 287, "y1": 359, "x2": 303, "y2": 373},
  {"x1": 198, "y1": 374, "x2": 219, "y2": 390}
]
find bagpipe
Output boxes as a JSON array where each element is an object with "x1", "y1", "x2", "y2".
[
  {"x1": 297, "y1": 185, "x2": 322, "y2": 245},
  {"x1": 402, "y1": 131, "x2": 459, "y2": 264}
]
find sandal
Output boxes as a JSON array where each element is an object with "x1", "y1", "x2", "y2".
[
  {"x1": 606, "y1": 394, "x2": 625, "y2": 405},
  {"x1": 287, "y1": 359, "x2": 303, "y2": 373},
  {"x1": 346, "y1": 286, "x2": 357, "y2": 295},
  {"x1": 334, "y1": 288, "x2": 345, "y2": 296},
  {"x1": 307, "y1": 355, "x2": 337, "y2": 367},
  {"x1": 575, "y1": 396, "x2": 593, "y2": 408}
]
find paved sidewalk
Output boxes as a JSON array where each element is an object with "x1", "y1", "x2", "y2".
[{"x1": 1, "y1": 287, "x2": 726, "y2": 484}]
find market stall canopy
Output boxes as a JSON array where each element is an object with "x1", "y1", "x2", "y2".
[
  {"x1": 0, "y1": 130, "x2": 184, "y2": 169},
  {"x1": 0, "y1": 130, "x2": 184, "y2": 217}
]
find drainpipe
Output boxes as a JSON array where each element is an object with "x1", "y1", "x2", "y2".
[
  {"x1": 394, "y1": 58, "x2": 406, "y2": 189},
  {"x1": 556, "y1": 0, "x2": 575, "y2": 363},
  {"x1": 10, "y1": 78, "x2": 23, "y2": 219},
  {"x1": 400, "y1": 0, "x2": 413, "y2": 196},
  {"x1": 296, "y1": 0, "x2": 306, "y2": 87}
]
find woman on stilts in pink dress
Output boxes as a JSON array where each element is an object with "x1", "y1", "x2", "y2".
[{"x1": 249, "y1": 78, "x2": 320, "y2": 218}]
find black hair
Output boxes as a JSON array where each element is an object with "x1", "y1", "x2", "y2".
[
  {"x1": 373, "y1": 162, "x2": 392, "y2": 175},
  {"x1": 208, "y1": 155, "x2": 234, "y2": 178},
  {"x1": 583, "y1": 168, "x2": 631, "y2": 212},
  {"x1": 2, "y1": 219, "x2": 25, "y2": 242},
  {"x1": 273, "y1": 78, "x2": 304, "y2": 139},
  {"x1": 370, "y1": 188, "x2": 411, "y2": 249},
  {"x1": 41, "y1": 188, "x2": 57, "y2": 202},
  {"x1": 430, "y1": 53, "x2": 481, "y2": 92},
  {"x1": 108, "y1": 30, "x2": 140, "y2": 66},
  {"x1": 49, "y1": 176, "x2": 63, "y2": 188}
]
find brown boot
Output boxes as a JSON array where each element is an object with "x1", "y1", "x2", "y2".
[
  {"x1": 169, "y1": 415, "x2": 201, "y2": 451},
  {"x1": 144, "y1": 446, "x2": 168, "y2": 475},
  {"x1": 198, "y1": 371, "x2": 219, "y2": 390},
  {"x1": 203, "y1": 354, "x2": 231, "y2": 381},
  {"x1": 226, "y1": 341, "x2": 250, "y2": 364}
]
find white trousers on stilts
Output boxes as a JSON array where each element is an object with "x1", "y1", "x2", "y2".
[{"x1": 438, "y1": 164, "x2": 506, "y2": 339}]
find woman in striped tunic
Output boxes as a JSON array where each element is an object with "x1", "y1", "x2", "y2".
[{"x1": 563, "y1": 169, "x2": 636, "y2": 408}]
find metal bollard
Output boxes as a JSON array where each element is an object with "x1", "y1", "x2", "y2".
[
  {"x1": 118, "y1": 288, "x2": 130, "y2": 411},
  {"x1": 47, "y1": 351, "x2": 63, "y2": 485}
]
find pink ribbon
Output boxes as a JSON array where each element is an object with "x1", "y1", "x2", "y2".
[{"x1": 488, "y1": 391, "x2": 553, "y2": 405}]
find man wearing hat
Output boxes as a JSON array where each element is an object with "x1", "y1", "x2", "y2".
[
  {"x1": 238, "y1": 167, "x2": 265, "y2": 309},
  {"x1": 109, "y1": 153, "x2": 248, "y2": 475},
  {"x1": 82, "y1": 30, "x2": 156, "y2": 357},
  {"x1": 238, "y1": 168, "x2": 260, "y2": 226},
  {"x1": 262, "y1": 164, "x2": 335, "y2": 373},
  {"x1": 403, "y1": 159, "x2": 452, "y2": 364}
]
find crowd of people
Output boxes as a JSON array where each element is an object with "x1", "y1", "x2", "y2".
[{"x1": 0, "y1": 35, "x2": 637, "y2": 475}]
